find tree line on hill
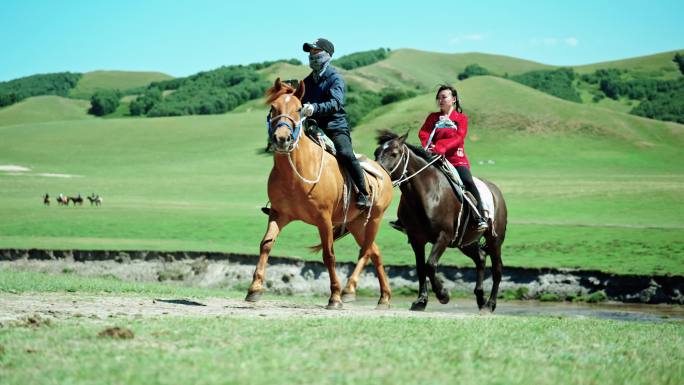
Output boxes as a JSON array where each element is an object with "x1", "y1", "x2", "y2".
[
  {"x1": 0, "y1": 72, "x2": 82, "y2": 107},
  {"x1": 457, "y1": 53, "x2": 684, "y2": 124}
]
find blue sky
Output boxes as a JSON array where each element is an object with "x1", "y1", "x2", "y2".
[{"x1": 1, "y1": 0, "x2": 683, "y2": 81}]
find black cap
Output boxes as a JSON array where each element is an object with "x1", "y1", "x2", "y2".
[{"x1": 303, "y1": 38, "x2": 334, "y2": 56}]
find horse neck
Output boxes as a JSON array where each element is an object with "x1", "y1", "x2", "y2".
[{"x1": 400, "y1": 150, "x2": 443, "y2": 201}]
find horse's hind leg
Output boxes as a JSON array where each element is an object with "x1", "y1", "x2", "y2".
[
  {"x1": 246, "y1": 213, "x2": 290, "y2": 302},
  {"x1": 461, "y1": 242, "x2": 486, "y2": 309},
  {"x1": 425, "y1": 232, "x2": 452, "y2": 304},
  {"x1": 483, "y1": 238, "x2": 503, "y2": 312},
  {"x1": 342, "y1": 218, "x2": 391, "y2": 308}
]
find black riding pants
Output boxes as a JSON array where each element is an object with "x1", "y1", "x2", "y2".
[
  {"x1": 329, "y1": 132, "x2": 368, "y2": 195},
  {"x1": 455, "y1": 166, "x2": 485, "y2": 216}
]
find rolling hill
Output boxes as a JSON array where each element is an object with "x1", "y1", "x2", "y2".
[
  {"x1": 69, "y1": 70, "x2": 173, "y2": 99},
  {"x1": 0, "y1": 95, "x2": 93, "y2": 127}
]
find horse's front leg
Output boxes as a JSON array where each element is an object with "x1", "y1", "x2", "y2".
[
  {"x1": 461, "y1": 243, "x2": 486, "y2": 309},
  {"x1": 245, "y1": 212, "x2": 290, "y2": 302},
  {"x1": 409, "y1": 237, "x2": 429, "y2": 311},
  {"x1": 426, "y1": 231, "x2": 452, "y2": 304},
  {"x1": 318, "y1": 220, "x2": 343, "y2": 309}
]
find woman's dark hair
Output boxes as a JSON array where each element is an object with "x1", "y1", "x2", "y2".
[{"x1": 435, "y1": 84, "x2": 462, "y2": 113}]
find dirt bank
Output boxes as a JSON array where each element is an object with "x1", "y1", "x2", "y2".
[{"x1": 1, "y1": 248, "x2": 683, "y2": 304}]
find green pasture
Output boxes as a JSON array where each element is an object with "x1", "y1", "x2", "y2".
[
  {"x1": 1, "y1": 71, "x2": 683, "y2": 275},
  {"x1": 0, "y1": 271, "x2": 682, "y2": 385},
  {"x1": 69, "y1": 70, "x2": 173, "y2": 99}
]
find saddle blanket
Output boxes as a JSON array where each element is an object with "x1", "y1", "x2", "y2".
[{"x1": 473, "y1": 177, "x2": 495, "y2": 220}]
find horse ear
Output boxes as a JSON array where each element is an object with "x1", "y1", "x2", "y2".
[
  {"x1": 274, "y1": 77, "x2": 282, "y2": 91},
  {"x1": 399, "y1": 130, "x2": 410, "y2": 144},
  {"x1": 294, "y1": 80, "x2": 305, "y2": 100}
]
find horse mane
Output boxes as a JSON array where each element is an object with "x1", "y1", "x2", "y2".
[
  {"x1": 375, "y1": 129, "x2": 433, "y2": 162},
  {"x1": 265, "y1": 82, "x2": 295, "y2": 104}
]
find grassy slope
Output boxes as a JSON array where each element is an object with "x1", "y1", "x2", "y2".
[
  {"x1": 346, "y1": 49, "x2": 553, "y2": 91},
  {"x1": 573, "y1": 50, "x2": 682, "y2": 79},
  {"x1": 0, "y1": 96, "x2": 93, "y2": 127},
  {"x1": 0, "y1": 271, "x2": 682, "y2": 385},
  {"x1": 69, "y1": 70, "x2": 173, "y2": 99},
  {"x1": 0, "y1": 75, "x2": 683, "y2": 275}
]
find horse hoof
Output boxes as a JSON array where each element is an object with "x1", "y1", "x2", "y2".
[
  {"x1": 341, "y1": 293, "x2": 356, "y2": 303},
  {"x1": 437, "y1": 290, "x2": 450, "y2": 304},
  {"x1": 245, "y1": 291, "x2": 262, "y2": 302},
  {"x1": 410, "y1": 301, "x2": 427, "y2": 311},
  {"x1": 375, "y1": 302, "x2": 391, "y2": 310},
  {"x1": 326, "y1": 300, "x2": 343, "y2": 310}
]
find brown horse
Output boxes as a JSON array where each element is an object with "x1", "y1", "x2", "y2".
[
  {"x1": 245, "y1": 78, "x2": 394, "y2": 309},
  {"x1": 374, "y1": 131, "x2": 508, "y2": 312}
]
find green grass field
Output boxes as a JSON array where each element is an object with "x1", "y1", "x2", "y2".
[
  {"x1": 0, "y1": 271, "x2": 682, "y2": 385},
  {"x1": 1, "y1": 52, "x2": 683, "y2": 276},
  {"x1": 69, "y1": 70, "x2": 173, "y2": 99}
]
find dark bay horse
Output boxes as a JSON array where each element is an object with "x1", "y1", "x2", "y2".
[
  {"x1": 43, "y1": 193, "x2": 50, "y2": 206},
  {"x1": 245, "y1": 78, "x2": 394, "y2": 309},
  {"x1": 68, "y1": 194, "x2": 83, "y2": 206},
  {"x1": 375, "y1": 131, "x2": 508, "y2": 312}
]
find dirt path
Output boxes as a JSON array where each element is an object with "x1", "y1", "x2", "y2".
[{"x1": 0, "y1": 292, "x2": 472, "y2": 325}]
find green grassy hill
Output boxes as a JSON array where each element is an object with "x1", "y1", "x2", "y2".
[
  {"x1": 346, "y1": 49, "x2": 553, "y2": 91},
  {"x1": 70, "y1": 70, "x2": 173, "y2": 98},
  {"x1": 574, "y1": 50, "x2": 682, "y2": 79},
  {"x1": 0, "y1": 95, "x2": 93, "y2": 127}
]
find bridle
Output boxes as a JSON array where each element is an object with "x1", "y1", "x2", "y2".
[{"x1": 267, "y1": 112, "x2": 304, "y2": 153}]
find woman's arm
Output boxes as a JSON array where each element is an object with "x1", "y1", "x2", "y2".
[{"x1": 433, "y1": 114, "x2": 468, "y2": 154}]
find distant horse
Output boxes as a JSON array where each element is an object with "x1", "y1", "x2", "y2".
[
  {"x1": 87, "y1": 193, "x2": 103, "y2": 206},
  {"x1": 374, "y1": 131, "x2": 508, "y2": 312},
  {"x1": 245, "y1": 78, "x2": 394, "y2": 309},
  {"x1": 43, "y1": 193, "x2": 50, "y2": 206},
  {"x1": 57, "y1": 193, "x2": 69, "y2": 206},
  {"x1": 68, "y1": 194, "x2": 83, "y2": 206}
]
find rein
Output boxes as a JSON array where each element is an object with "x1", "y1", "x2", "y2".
[
  {"x1": 385, "y1": 144, "x2": 442, "y2": 187},
  {"x1": 269, "y1": 113, "x2": 326, "y2": 185}
]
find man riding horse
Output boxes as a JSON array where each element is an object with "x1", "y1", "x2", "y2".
[{"x1": 300, "y1": 38, "x2": 371, "y2": 210}]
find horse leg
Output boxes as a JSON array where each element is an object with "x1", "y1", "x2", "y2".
[
  {"x1": 342, "y1": 218, "x2": 391, "y2": 308},
  {"x1": 483, "y1": 238, "x2": 504, "y2": 312},
  {"x1": 461, "y1": 243, "x2": 486, "y2": 309},
  {"x1": 425, "y1": 232, "x2": 452, "y2": 304},
  {"x1": 318, "y1": 221, "x2": 343, "y2": 310},
  {"x1": 245, "y1": 213, "x2": 290, "y2": 302},
  {"x1": 409, "y1": 237, "x2": 429, "y2": 311}
]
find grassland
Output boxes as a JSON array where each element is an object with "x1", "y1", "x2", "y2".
[
  {"x1": 69, "y1": 70, "x2": 173, "y2": 99},
  {"x1": 0, "y1": 95, "x2": 92, "y2": 127},
  {"x1": 1, "y1": 51, "x2": 683, "y2": 276},
  {"x1": 0, "y1": 270, "x2": 682, "y2": 385}
]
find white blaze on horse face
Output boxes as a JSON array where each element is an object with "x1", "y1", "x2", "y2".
[{"x1": 284, "y1": 95, "x2": 291, "y2": 104}]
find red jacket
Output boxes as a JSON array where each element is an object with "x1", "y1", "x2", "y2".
[{"x1": 418, "y1": 110, "x2": 470, "y2": 168}]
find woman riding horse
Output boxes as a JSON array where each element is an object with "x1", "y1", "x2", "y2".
[{"x1": 375, "y1": 131, "x2": 508, "y2": 312}]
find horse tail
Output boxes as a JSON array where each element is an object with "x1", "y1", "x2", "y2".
[{"x1": 308, "y1": 225, "x2": 351, "y2": 253}]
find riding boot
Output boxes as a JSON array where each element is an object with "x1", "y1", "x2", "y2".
[{"x1": 475, "y1": 200, "x2": 488, "y2": 230}]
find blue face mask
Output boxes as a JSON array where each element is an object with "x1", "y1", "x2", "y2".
[{"x1": 308, "y1": 51, "x2": 331, "y2": 72}]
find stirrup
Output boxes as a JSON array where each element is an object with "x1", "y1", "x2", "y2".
[
  {"x1": 476, "y1": 218, "x2": 488, "y2": 231},
  {"x1": 389, "y1": 220, "x2": 407, "y2": 234},
  {"x1": 356, "y1": 194, "x2": 371, "y2": 210}
]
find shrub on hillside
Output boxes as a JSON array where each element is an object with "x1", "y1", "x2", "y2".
[
  {"x1": 510, "y1": 68, "x2": 581, "y2": 102},
  {"x1": 346, "y1": 87, "x2": 416, "y2": 127},
  {"x1": 458, "y1": 64, "x2": 490, "y2": 80},
  {"x1": 136, "y1": 60, "x2": 298, "y2": 117},
  {"x1": 129, "y1": 87, "x2": 162, "y2": 116},
  {"x1": 674, "y1": 53, "x2": 684, "y2": 76},
  {"x1": 0, "y1": 72, "x2": 82, "y2": 107},
  {"x1": 333, "y1": 48, "x2": 390, "y2": 70},
  {"x1": 89, "y1": 89, "x2": 121, "y2": 116}
]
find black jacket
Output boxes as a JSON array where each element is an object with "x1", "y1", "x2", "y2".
[{"x1": 302, "y1": 65, "x2": 349, "y2": 136}]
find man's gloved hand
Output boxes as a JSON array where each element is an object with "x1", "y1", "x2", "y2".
[{"x1": 301, "y1": 103, "x2": 315, "y2": 117}]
